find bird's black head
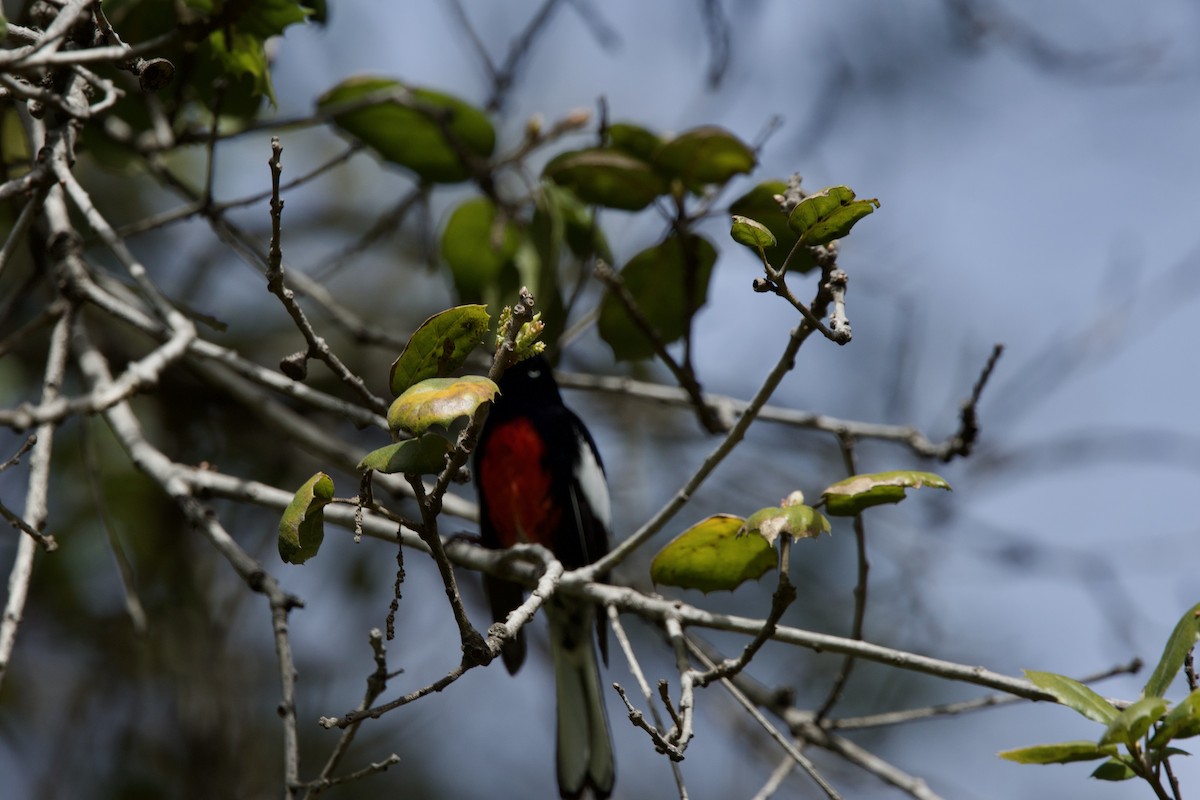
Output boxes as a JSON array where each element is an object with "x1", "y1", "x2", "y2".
[{"x1": 490, "y1": 354, "x2": 564, "y2": 417}]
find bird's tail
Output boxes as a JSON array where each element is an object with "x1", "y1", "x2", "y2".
[{"x1": 548, "y1": 601, "x2": 615, "y2": 799}]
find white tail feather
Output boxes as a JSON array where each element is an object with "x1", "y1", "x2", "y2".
[{"x1": 548, "y1": 602, "x2": 614, "y2": 799}]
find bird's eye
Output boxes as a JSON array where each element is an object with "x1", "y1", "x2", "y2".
[{"x1": 528, "y1": 369, "x2": 542, "y2": 379}]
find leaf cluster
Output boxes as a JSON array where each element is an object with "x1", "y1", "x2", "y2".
[{"x1": 1000, "y1": 603, "x2": 1200, "y2": 794}]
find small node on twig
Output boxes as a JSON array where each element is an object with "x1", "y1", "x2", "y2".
[
  {"x1": 752, "y1": 277, "x2": 776, "y2": 293},
  {"x1": 460, "y1": 629, "x2": 491, "y2": 668},
  {"x1": 774, "y1": 173, "x2": 805, "y2": 213},
  {"x1": 279, "y1": 351, "x2": 308, "y2": 381},
  {"x1": 137, "y1": 58, "x2": 176, "y2": 93}
]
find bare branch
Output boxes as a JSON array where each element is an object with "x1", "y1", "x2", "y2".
[{"x1": 0, "y1": 311, "x2": 72, "y2": 691}]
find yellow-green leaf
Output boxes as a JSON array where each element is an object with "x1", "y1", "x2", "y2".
[
  {"x1": 1143, "y1": 601, "x2": 1200, "y2": 698},
  {"x1": 998, "y1": 741, "x2": 1118, "y2": 765},
  {"x1": 387, "y1": 376, "x2": 499, "y2": 435},
  {"x1": 1149, "y1": 688, "x2": 1200, "y2": 748},
  {"x1": 650, "y1": 514, "x2": 776, "y2": 593},
  {"x1": 730, "y1": 215, "x2": 776, "y2": 251},
  {"x1": 278, "y1": 472, "x2": 334, "y2": 564},
  {"x1": 389, "y1": 305, "x2": 490, "y2": 396},
  {"x1": 1099, "y1": 697, "x2": 1169, "y2": 748},
  {"x1": 1024, "y1": 670, "x2": 1120, "y2": 725},
  {"x1": 822, "y1": 470, "x2": 951, "y2": 516},
  {"x1": 358, "y1": 434, "x2": 452, "y2": 475},
  {"x1": 787, "y1": 185, "x2": 879, "y2": 246},
  {"x1": 743, "y1": 504, "x2": 830, "y2": 546}
]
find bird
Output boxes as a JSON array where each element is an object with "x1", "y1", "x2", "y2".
[{"x1": 474, "y1": 354, "x2": 616, "y2": 799}]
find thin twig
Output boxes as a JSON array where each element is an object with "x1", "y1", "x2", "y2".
[
  {"x1": 689, "y1": 641, "x2": 844, "y2": 800},
  {"x1": 263, "y1": 138, "x2": 387, "y2": 413},
  {"x1": 81, "y1": 421, "x2": 147, "y2": 634},
  {"x1": 303, "y1": 630, "x2": 401, "y2": 799},
  {"x1": 815, "y1": 434, "x2": 868, "y2": 721},
  {"x1": 0, "y1": 436, "x2": 37, "y2": 473},
  {"x1": 403, "y1": 473, "x2": 480, "y2": 652},
  {"x1": 0, "y1": 498, "x2": 58, "y2": 552},
  {"x1": 485, "y1": 0, "x2": 563, "y2": 111},
  {"x1": 116, "y1": 144, "x2": 364, "y2": 241},
  {"x1": 827, "y1": 657, "x2": 1143, "y2": 730},
  {"x1": 322, "y1": 547, "x2": 565, "y2": 729},
  {"x1": 608, "y1": 607, "x2": 689, "y2": 796},
  {"x1": 695, "y1": 566, "x2": 796, "y2": 689},
  {"x1": 71, "y1": 273, "x2": 387, "y2": 430},
  {"x1": 594, "y1": 259, "x2": 726, "y2": 433},
  {"x1": 940, "y1": 343, "x2": 1004, "y2": 461},
  {"x1": 147, "y1": 158, "x2": 413, "y2": 357},
  {"x1": 0, "y1": 180, "x2": 52, "y2": 277}
]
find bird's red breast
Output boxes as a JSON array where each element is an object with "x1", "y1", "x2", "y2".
[{"x1": 477, "y1": 417, "x2": 562, "y2": 549}]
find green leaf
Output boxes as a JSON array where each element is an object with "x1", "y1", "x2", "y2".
[
  {"x1": 1099, "y1": 697, "x2": 1169, "y2": 748},
  {"x1": 235, "y1": 0, "x2": 311, "y2": 39},
  {"x1": 607, "y1": 122, "x2": 663, "y2": 161},
  {"x1": 201, "y1": 29, "x2": 275, "y2": 106},
  {"x1": 787, "y1": 185, "x2": 879, "y2": 246},
  {"x1": 1091, "y1": 758, "x2": 1138, "y2": 781},
  {"x1": 1143, "y1": 601, "x2": 1200, "y2": 698},
  {"x1": 440, "y1": 198, "x2": 520, "y2": 300},
  {"x1": 650, "y1": 514, "x2": 776, "y2": 593},
  {"x1": 278, "y1": 472, "x2": 334, "y2": 564},
  {"x1": 358, "y1": 434, "x2": 452, "y2": 475},
  {"x1": 306, "y1": 0, "x2": 328, "y2": 24},
  {"x1": 181, "y1": 0, "x2": 312, "y2": 110},
  {"x1": 389, "y1": 305, "x2": 490, "y2": 395},
  {"x1": 1149, "y1": 689, "x2": 1200, "y2": 748},
  {"x1": 743, "y1": 504, "x2": 830, "y2": 547},
  {"x1": 654, "y1": 126, "x2": 756, "y2": 192},
  {"x1": 1024, "y1": 670, "x2": 1120, "y2": 725},
  {"x1": 544, "y1": 183, "x2": 613, "y2": 264},
  {"x1": 543, "y1": 149, "x2": 667, "y2": 211},
  {"x1": 821, "y1": 471, "x2": 951, "y2": 516},
  {"x1": 387, "y1": 376, "x2": 499, "y2": 435},
  {"x1": 597, "y1": 234, "x2": 717, "y2": 361},
  {"x1": 318, "y1": 76, "x2": 496, "y2": 183},
  {"x1": 730, "y1": 215, "x2": 776, "y2": 251},
  {"x1": 729, "y1": 181, "x2": 816, "y2": 273},
  {"x1": 998, "y1": 741, "x2": 1118, "y2": 765}
]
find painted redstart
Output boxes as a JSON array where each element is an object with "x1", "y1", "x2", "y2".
[{"x1": 474, "y1": 354, "x2": 616, "y2": 799}]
